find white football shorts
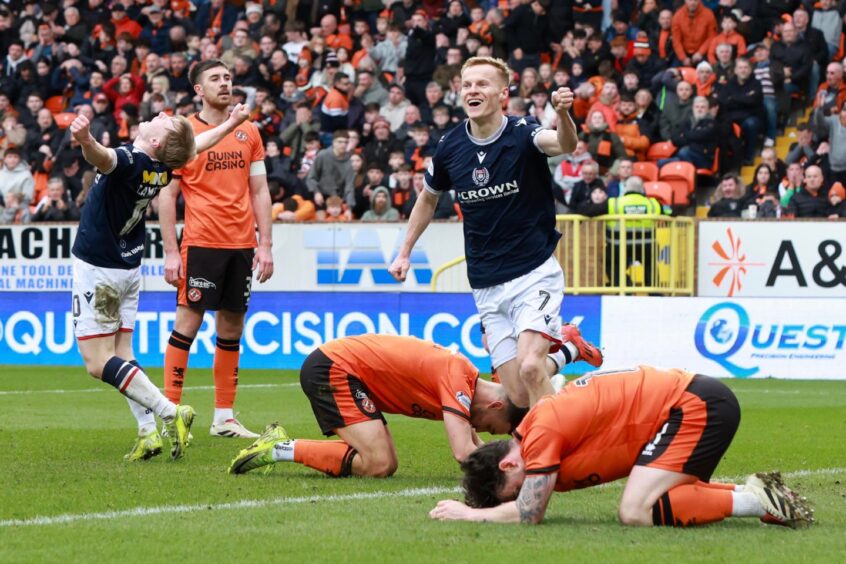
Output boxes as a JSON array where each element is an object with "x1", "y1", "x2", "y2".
[
  {"x1": 472, "y1": 254, "x2": 564, "y2": 370},
  {"x1": 71, "y1": 257, "x2": 141, "y2": 340}
]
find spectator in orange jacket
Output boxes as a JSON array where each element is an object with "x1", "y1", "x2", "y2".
[
  {"x1": 615, "y1": 95, "x2": 650, "y2": 161},
  {"x1": 707, "y1": 12, "x2": 747, "y2": 65},
  {"x1": 671, "y1": 0, "x2": 717, "y2": 67}
]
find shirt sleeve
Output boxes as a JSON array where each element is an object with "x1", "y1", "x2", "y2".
[
  {"x1": 424, "y1": 138, "x2": 452, "y2": 194},
  {"x1": 515, "y1": 402, "x2": 568, "y2": 475},
  {"x1": 439, "y1": 355, "x2": 477, "y2": 421},
  {"x1": 106, "y1": 145, "x2": 134, "y2": 176},
  {"x1": 249, "y1": 123, "x2": 266, "y2": 164},
  {"x1": 522, "y1": 116, "x2": 548, "y2": 155}
]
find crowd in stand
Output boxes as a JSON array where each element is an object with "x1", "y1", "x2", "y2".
[{"x1": 0, "y1": 0, "x2": 845, "y2": 225}]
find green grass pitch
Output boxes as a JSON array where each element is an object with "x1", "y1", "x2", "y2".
[{"x1": 1, "y1": 365, "x2": 844, "y2": 562}]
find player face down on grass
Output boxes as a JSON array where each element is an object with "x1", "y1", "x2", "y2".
[
  {"x1": 429, "y1": 367, "x2": 815, "y2": 528},
  {"x1": 228, "y1": 335, "x2": 526, "y2": 478}
]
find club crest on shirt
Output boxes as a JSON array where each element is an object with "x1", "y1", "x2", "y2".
[
  {"x1": 235, "y1": 130, "x2": 248, "y2": 142},
  {"x1": 472, "y1": 167, "x2": 490, "y2": 187}
]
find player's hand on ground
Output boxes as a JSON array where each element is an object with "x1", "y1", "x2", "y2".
[
  {"x1": 228, "y1": 103, "x2": 251, "y2": 125},
  {"x1": 388, "y1": 255, "x2": 410, "y2": 282},
  {"x1": 69, "y1": 114, "x2": 92, "y2": 143},
  {"x1": 551, "y1": 87, "x2": 574, "y2": 114},
  {"x1": 429, "y1": 499, "x2": 473, "y2": 521},
  {"x1": 163, "y1": 252, "x2": 183, "y2": 287},
  {"x1": 253, "y1": 246, "x2": 274, "y2": 283}
]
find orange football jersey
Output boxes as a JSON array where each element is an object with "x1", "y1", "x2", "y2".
[
  {"x1": 320, "y1": 335, "x2": 479, "y2": 421},
  {"x1": 173, "y1": 114, "x2": 265, "y2": 248},
  {"x1": 515, "y1": 366, "x2": 696, "y2": 491}
]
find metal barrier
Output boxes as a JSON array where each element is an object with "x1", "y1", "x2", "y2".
[{"x1": 430, "y1": 214, "x2": 696, "y2": 295}]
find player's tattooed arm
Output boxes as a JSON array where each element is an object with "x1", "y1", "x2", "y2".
[{"x1": 516, "y1": 473, "x2": 557, "y2": 524}]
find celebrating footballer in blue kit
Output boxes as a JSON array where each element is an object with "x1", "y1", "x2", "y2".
[
  {"x1": 389, "y1": 57, "x2": 603, "y2": 410},
  {"x1": 69, "y1": 104, "x2": 250, "y2": 462}
]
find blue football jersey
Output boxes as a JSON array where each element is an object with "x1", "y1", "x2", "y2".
[
  {"x1": 424, "y1": 115, "x2": 561, "y2": 289},
  {"x1": 73, "y1": 145, "x2": 171, "y2": 269}
]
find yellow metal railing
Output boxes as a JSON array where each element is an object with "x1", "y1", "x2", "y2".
[{"x1": 431, "y1": 214, "x2": 695, "y2": 295}]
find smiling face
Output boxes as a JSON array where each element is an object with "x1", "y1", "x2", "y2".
[{"x1": 461, "y1": 62, "x2": 508, "y2": 121}]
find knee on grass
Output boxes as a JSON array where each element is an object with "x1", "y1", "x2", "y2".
[
  {"x1": 617, "y1": 502, "x2": 653, "y2": 527},
  {"x1": 359, "y1": 454, "x2": 398, "y2": 478}
]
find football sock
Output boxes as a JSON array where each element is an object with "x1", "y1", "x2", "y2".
[
  {"x1": 651, "y1": 484, "x2": 733, "y2": 526},
  {"x1": 126, "y1": 360, "x2": 157, "y2": 434},
  {"x1": 213, "y1": 337, "x2": 240, "y2": 416},
  {"x1": 731, "y1": 491, "x2": 767, "y2": 517},
  {"x1": 102, "y1": 356, "x2": 176, "y2": 421},
  {"x1": 696, "y1": 480, "x2": 742, "y2": 492},
  {"x1": 291, "y1": 440, "x2": 357, "y2": 477},
  {"x1": 562, "y1": 342, "x2": 578, "y2": 363},
  {"x1": 214, "y1": 408, "x2": 234, "y2": 423},
  {"x1": 547, "y1": 349, "x2": 568, "y2": 372},
  {"x1": 164, "y1": 330, "x2": 193, "y2": 404}
]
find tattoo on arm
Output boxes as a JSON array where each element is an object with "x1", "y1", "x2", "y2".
[{"x1": 516, "y1": 474, "x2": 555, "y2": 524}]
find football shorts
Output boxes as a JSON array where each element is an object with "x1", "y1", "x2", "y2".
[
  {"x1": 177, "y1": 246, "x2": 254, "y2": 312},
  {"x1": 71, "y1": 257, "x2": 140, "y2": 339}
]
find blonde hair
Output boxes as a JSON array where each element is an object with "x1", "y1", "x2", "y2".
[
  {"x1": 155, "y1": 115, "x2": 196, "y2": 169},
  {"x1": 460, "y1": 56, "x2": 512, "y2": 87}
]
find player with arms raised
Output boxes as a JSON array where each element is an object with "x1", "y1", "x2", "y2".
[
  {"x1": 70, "y1": 103, "x2": 250, "y2": 461},
  {"x1": 390, "y1": 57, "x2": 602, "y2": 409},
  {"x1": 159, "y1": 59, "x2": 274, "y2": 439}
]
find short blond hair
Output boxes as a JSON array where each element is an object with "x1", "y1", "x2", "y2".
[
  {"x1": 460, "y1": 56, "x2": 512, "y2": 87},
  {"x1": 155, "y1": 115, "x2": 196, "y2": 169}
]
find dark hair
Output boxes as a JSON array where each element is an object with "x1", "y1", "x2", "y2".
[
  {"x1": 461, "y1": 440, "x2": 511, "y2": 508},
  {"x1": 333, "y1": 129, "x2": 349, "y2": 140},
  {"x1": 333, "y1": 71, "x2": 349, "y2": 85},
  {"x1": 304, "y1": 131, "x2": 320, "y2": 143},
  {"x1": 189, "y1": 58, "x2": 229, "y2": 87},
  {"x1": 505, "y1": 399, "x2": 528, "y2": 432}
]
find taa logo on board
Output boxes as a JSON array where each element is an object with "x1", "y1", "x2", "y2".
[{"x1": 304, "y1": 228, "x2": 432, "y2": 286}]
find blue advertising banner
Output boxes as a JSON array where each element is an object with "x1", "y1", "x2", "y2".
[{"x1": 0, "y1": 293, "x2": 602, "y2": 374}]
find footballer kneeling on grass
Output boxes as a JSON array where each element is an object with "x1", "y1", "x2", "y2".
[{"x1": 429, "y1": 366, "x2": 815, "y2": 528}]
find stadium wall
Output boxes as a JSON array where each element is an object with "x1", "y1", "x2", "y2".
[{"x1": 1, "y1": 224, "x2": 843, "y2": 379}]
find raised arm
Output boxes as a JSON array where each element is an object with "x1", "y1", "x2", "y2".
[
  {"x1": 193, "y1": 103, "x2": 251, "y2": 154},
  {"x1": 70, "y1": 114, "x2": 116, "y2": 173},
  {"x1": 534, "y1": 87, "x2": 577, "y2": 157},
  {"x1": 429, "y1": 472, "x2": 557, "y2": 524},
  {"x1": 388, "y1": 188, "x2": 439, "y2": 281}
]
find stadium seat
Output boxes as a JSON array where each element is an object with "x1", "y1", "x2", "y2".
[
  {"x1": 678, "y1": 67, "x2": 697, "y2": 86},
  {"x1": 644, "y1": 181, "x2": 673, "y2": 205},
  {"x1": 633, "y1": 161, "x2": 659, "y2": 182},
  {"x1": 696, "y1": 148, "x2": 720, "y2": 177},
  {"x1": 45, "y1": 95, "x2": 65, "y2": 114},
  {"x1": 53, "y1": 112, "x2": 76, "y2": 130},
  {"x1": 659, "y1": 161, "x2": 696, "y2": 207},
  {"x1": 646, "y1": 141, "x2": 676, "y2": 161}
]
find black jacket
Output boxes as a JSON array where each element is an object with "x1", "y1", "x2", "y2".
[
  {"x1": 770, "y1": 39, "x2": 812, "y2": 86},
  {"x1": 405, "y1": 27, "x2": 436, "y2": 80},
  {"x1": 672, "y1": 116, "x2": 718, "y2": 160},
  {"x1": 708, "y1": 197, "x2": 746, "y2": 217},
  {"x1": 786, "y1": 189, "x2": 831, "y2": 218},
  {"x1": 718, "y1": 76, "x2": 764, "y2": 124}
]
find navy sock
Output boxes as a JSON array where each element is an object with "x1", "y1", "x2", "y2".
[{"x1": 101, "y1": 356, "x2": 136, "y2": 392}]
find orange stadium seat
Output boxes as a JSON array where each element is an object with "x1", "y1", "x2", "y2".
[
  {"x1": 632, "y1": 161, "x2": 659, "y2": 182},
  {"x1": 646, "y1": 141, "x2": 676, "y2": 161},
  {"x1": 644, "y1": 181, "x2": 673, "y2": 205},
  {"x1": 696, "y1": 148, "x2": 720, "y2": 178},
  {"x1": 659, "y1": 161, "x2": 696, "y2": 207},
  {"x1": 44, "y1": 95, "x2": 65, "y2": 114},
  {"x1": 53, "y1": 112, "x2": 76, "y2": 129},
  {"x1": 678, "y1": 66, "x2": 697, "y2": 86}
]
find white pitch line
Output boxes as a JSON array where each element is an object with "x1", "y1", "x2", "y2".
[
  {"x1": 0, "y1": 486, "x2": 459, "y2": 528},
  {"x1": 0, "y1": 383, "x2": 299, "y2": 396},
  {"x1": 3, "y1": 467, "x2": 844, "y2": 529}
]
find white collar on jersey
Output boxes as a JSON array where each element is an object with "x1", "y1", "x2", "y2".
[{"x1": 465, "y1": 115, "x2": 508, "y2": 146}]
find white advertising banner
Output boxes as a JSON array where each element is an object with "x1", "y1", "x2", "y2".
[
  {"x1": 601, "y1": 296, "x2": 846, "y2": 379},
  {"x1": 0, "y1": 223, "x2": 469, "y2": 292},
  {"x1": 698, "y1": 221, "x2": 846, "y2": 297}
]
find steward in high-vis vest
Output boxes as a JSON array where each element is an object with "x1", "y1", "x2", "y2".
[{"x1": 604, "y1": 176, "x2": 664, "y2": 288}]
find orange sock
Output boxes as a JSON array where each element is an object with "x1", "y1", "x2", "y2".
[
  {"x1": 652, "y1": 484, "x2": 733, "y2": 527},
  {"x1": 214, "y1": 337, "x2": 240, "y2": 408},
  {"x1": 293, "y1": 440, "x2": 357, "y2": 477},
  {"x1": 164, "y1": 330, "x2": 193, "y2": 403},
  {"x1": 695, "y1": 481, "x2": 737, "y2": 491}
]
